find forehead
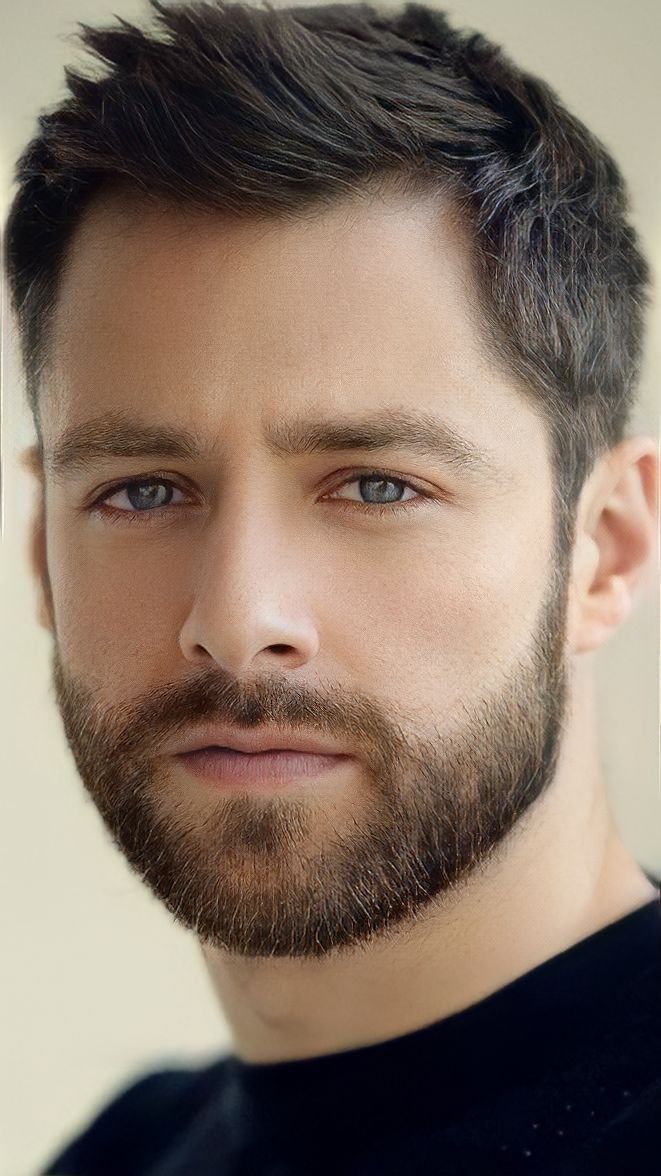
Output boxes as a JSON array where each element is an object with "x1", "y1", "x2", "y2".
[{"x1": 45, "y1": 187, "x2": 548, "y2": 477}]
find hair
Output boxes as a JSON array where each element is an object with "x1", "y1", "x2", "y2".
[{"x1": 3, "y1": 0, "x2": 652, "y2": 556}]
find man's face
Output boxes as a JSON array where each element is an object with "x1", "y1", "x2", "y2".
[{"x1": 35, "y1": 187, "x2": 572, "y2": 959}]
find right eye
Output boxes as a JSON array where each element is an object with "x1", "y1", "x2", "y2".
[{"x1": 89, "y1": 477, "x2": 191, "y2": 524}]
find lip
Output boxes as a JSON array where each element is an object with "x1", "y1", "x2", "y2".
[
  {"x1": 176, "y1": 746, "x2": 350, "y2": 789},
  {"x1": 169, "y1": 724, "x2": 350, "y2": 758}
]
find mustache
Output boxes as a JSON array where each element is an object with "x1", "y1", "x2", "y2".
[{"x1": 51, "y1": 650, "x2": 395, "y2": 761}]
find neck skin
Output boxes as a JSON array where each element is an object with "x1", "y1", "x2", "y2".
[{"x1": 199, "y1": 658, "x2": 657, "y2": 1065}]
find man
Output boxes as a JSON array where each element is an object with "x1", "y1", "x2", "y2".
[{"x1": 4, "y1": 0, "x2": 659, "y2": 1172}]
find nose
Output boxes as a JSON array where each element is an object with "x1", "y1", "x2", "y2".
[{"x1": 177, "y1": 501, "x2": 321, "y2": 678}]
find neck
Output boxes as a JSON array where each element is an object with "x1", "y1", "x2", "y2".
[{"x1": 199, "y1": 660, "x2": 657, "y2": 1065}]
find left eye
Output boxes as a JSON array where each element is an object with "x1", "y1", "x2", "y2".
[{"x1": 327, "y1": 473, "x2": 421, "y2": 507}]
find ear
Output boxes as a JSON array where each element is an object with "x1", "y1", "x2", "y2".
[
  {"x1": 566, "y1": 437, "x2": 659, "y2": 655},
  {"x1": 20, "y1": 444, "x2": 56, "y2": 635}
]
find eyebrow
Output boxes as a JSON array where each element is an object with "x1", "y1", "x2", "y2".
[{"x1": 45, "y1": 407, "x2": 501, "y2": 484}]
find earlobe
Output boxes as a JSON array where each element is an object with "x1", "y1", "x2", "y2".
[
  {"x1": 566, "y1": 533, "x2": 601, "y2": 654},
  {"x1": 571, "y1": 573, "x2": 633, "y2": 655}
]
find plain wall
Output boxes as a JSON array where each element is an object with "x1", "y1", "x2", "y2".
[{"x1": 1, "y1": 1, "x2": 659, "y2": 1173}]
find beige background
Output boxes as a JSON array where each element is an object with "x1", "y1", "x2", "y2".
[{"x1": 1, "y1": 1, "x2": 659, "y2": 1173}]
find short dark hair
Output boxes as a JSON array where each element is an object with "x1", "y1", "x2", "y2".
[{"x1": 3, "y1": 0, "x2": 651, "y2": 554}]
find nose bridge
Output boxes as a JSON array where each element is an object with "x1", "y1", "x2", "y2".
[
  {"x1": 178, "y1": 457, "x2": 321, "y2": 672},
  {"x1": 208, "y1": 475, "x2": 291, "y2": 581}
]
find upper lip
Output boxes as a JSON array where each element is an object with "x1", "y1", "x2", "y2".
[{"x1": 171, "y1": 725, "x2": 350, "y2": 757}]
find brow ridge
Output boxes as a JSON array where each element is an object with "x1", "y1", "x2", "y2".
[{"x1": 45, "y1": 406, "x2": 500, "y2": 484}]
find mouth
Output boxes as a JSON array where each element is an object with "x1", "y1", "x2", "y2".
[
  {"x1": 175, "y1": 745, "x2": 352, "y2": 790},
  {"x1": 170, "y1": 725, "x2": 350, "y2": 758}
]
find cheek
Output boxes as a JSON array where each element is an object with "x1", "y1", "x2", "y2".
[
  {"x1": 337, "y1": 510, "x2": 550, "y2": 706},
  {"x1": 47, "y1": 530, "x2": 187, "y2": 694}
]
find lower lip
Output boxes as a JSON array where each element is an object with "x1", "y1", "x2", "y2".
[{"x1": 176, "y1": 747, "x2": 351, "y2": 789}]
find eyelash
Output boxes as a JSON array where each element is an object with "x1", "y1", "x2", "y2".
[{"x1": 87, "y1": 469, "x2": 436, "y2": 527}]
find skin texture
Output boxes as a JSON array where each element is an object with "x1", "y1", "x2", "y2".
[{"x1": 25, "y1": 186, "x2": 658, "y2": 1063}]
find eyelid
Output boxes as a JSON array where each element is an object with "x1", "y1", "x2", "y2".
[
  {"x1": 88, "y1": 472, "x2": 192, "y2": 505},
  {"x1": 90, "y1": 467, "x2": 432, "y2": 500},
  {"x1": 324, "y1": 467, "x2": 431, "y2": 498}
]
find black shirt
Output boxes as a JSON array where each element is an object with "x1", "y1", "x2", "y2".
[{"x1": 41, "y1": 884, "x2": 661, "y2": 1175}]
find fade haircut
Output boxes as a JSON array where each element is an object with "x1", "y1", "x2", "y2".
[{"x1": 3, "y1": 0, "x2": 651, "y2": 556}]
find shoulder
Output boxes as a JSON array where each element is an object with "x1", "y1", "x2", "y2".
[
  {"x1": 40, "y1": 1056, "x2": 228, "y2": 1175},
  {"x1": 540, "y1": 1079, "x2": 661, "y2": 1175}
]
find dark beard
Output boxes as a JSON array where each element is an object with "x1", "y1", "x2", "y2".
[{"x1": 49, "y1": 556, "x2": 570, "y2": 960}]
